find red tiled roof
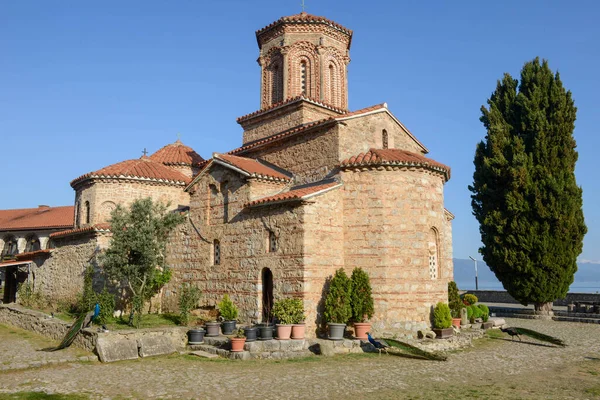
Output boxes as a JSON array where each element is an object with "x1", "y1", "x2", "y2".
[
  {"x1": 0, "y1": 206, "x2": 74, "y2": 231},
  {"x1": 336, "y1": 103, "x2": 386, "y2": 119},
  {"x1": 71, "y1": 156, "x2": 191, "y2": 188},
  {"x1": 214, "y1": 154, "x2": 292, "y2": 182},
  {"x1": 149, "y1": 139, "x2": 205, "y2": 166},
  {"x1": 340, "y1": 148, "x2": 451, "y2": 181},
  {"x1": 49, "y1": 223, "x2": 110, "y2": 239},
  {"x1": 236, "y1": 96, "x2": 346, "y2": 123},
  {"x1": 256, "y1": 12, "x2": 353, "y2": 39},
  {"x1": 15, "y1": 249, "x2": 51, "y2": 261},
  {"x1": 245, "y1": 181, "x2": 341, "y2": 208}
]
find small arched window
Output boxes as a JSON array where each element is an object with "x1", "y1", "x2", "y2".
[
  {"x1": 84, "y1": 201, "x2": 91, "y2": 224},
  {"x1": 75, "y1": 201, "x2": 80, "y2": 228},
  {"x1": 301, "y1": 61, "x2": 307, "y2": 95},
  {"x1": 328, "y1": 64, "x2": 335, "y2": 103},
  {"x1": 267, "y1": 231, "x2": 277, "y2": 253},
  {"x1": 2, "y1": 235, "x2": 18, "y2": 256},
  {"x1": 25, "y1": 234, "x2": 40, "y2": 253},
  {"x1": 382, "y1": 129, "x2": 389, "y2": 149},
  {"x1": 214, "y1": 239, "x2": 221, "y2": 265},
  {"x1": 428, "y1": 228, "x2": 439, "y2": 279}
]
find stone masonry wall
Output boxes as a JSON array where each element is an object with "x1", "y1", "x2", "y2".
[
  {"x1": 340, "y1": 167, "x2": 451, "y2": 337},
  {"x1": 74, "y1": 180, "x2": 189, "y2": 228},
  {"x1": 339, "y1": 112, "x2": 426, "y2": 159},
  {"x1": 164, "y1": 166, "x2": 307, "y2": 324}
]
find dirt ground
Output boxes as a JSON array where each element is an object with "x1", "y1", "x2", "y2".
[{"x1": 0, "y1": 318, "x2": 599, "y2": 399}]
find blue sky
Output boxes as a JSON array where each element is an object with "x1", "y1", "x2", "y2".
[{"x1": 1, "y1": 1, "x2": 599, "y2": 262}]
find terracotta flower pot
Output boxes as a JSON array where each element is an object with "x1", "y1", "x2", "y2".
[
  {"x1": 452, "y1": 318, "x2": 462, "y2": 329},
  {"x1": 291, "y1": 324, "x2": 306, "y2": 340},
  {"x1": 353, "y1": 322, "x2": 371, "y2": 340},
  {"x1": 276, "y1": 324, "x2": 292, "y2": 340},
  {"x1": 230, "y1": 337, "x2": 246, "y2": 352}
]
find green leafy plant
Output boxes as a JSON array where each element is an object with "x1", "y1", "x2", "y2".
[
  {"x1": 432, "y1": 302, "x2": 452, "y2": 329},
  {"x1": 16, "y1": 281, "x2": 44, "y2": 309},
  {"x1": 448, "y1": 281, "x2": 462, "y2": 318},
  {"x1": 234, "y1": 327, "x2": 246, "y2": 338},
  {"x1": 466, "y1": 305, "x2": 474, "y2": 322},
  {"x1": 469, "y1": 305, "x2": 483, "y2": 323},
  {"x1": 76, "y1": 264, "x2": 114, "y2": 325},
  {"x1": 350, "y1": 268, "x2": 374, "y2": 323},
  {"x1": 324, "y1": 269, "x2": 352, "y2": 324},
  {"x1": 272, "y1": 298, "x2": 304, "y2": 325},
  {"x1": 462, "y1": 293, "x2": 478, "y2": 306},
  {"x1": 178, "y1": 283, "x2": 201, "y2": 326},
  {"x1": 218, "y1": 294, "x2": 238, "y2": 321},
  {"x1": 478, "y1": 304, "x2": 490, "y2": 322}
]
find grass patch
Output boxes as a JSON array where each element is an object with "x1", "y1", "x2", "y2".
[
  {"x1": 0, "y1": 392, "x2": 88, "y2": 400},
  {"x1": 485, "y1": 328, "x2": 505, "y2": 339},
  {"x1": 108, "y1": 313, "x2": 184, "y2": 330}
]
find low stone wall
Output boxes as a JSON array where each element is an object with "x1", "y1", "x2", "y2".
[
  {"x1": 466, "y1": 290, "x2": 600, "y2": 306},
  {"x1": 0, "y1": 304, "x2": 96, "y2": 352}
]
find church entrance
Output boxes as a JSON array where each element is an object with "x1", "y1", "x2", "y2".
[{"x1": 261, "y1": 268, "x2": 273, "y2": 323}]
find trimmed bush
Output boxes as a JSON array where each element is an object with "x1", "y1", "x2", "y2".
[
  {"x1": 433, "y1": 302, "x2": 452, "y2": 329},
  {"x1": 462, "y1": 293, "x2": 478, "y2": 306},
  {"x1": 466, "y1": 305, "x2": 474, "y2": 321},
  {"x1": 178, "y1": 283, "x2": 201, "y2": 326},
  {"x1": 350, "y1": 268, "x2": 374, "y2": 323},
  {"x1": 272, "y1": 298, "x2": 304, "y2": 325},
  {"x1": 478, "y1": 304, "x2": 490, "y2": 322},
  {"x1": 469, "y1": 305, "x2": 483, "y2": 323},
  {"x1": 324, "y1": 269, "x2": 352, "y2": 324},
  {"x1": 448, "y1": 281, "x2": 462, "y2": 318},
  {"x1": 218, "y1": 294, "x2": 238, "y2": 321}
]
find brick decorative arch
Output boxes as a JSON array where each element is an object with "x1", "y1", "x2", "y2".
[
  {"x1": 322, "y1": 47, "x2": 347, "y2": 109},
  {"x1": 287, "y1": 41, "x2": 320, "y2": 99},
  {"x1": 261, "y1": 48, "x2": 284, "y2": 108}
]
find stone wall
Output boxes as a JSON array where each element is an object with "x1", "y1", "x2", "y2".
[
  {"x1": 467, "y1": 290, "x2": 600, "y2": 306},
  {"x1": 340, "y1": 167, "x2": 451, "y2": 337}
]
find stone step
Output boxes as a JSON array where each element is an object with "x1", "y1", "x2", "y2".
[
  {"x1": 553, "y1": 316, "x2": 600, "y2": 324},
  {"x1": 188, "y1": 350, "x2": 219, "y2": 359}
]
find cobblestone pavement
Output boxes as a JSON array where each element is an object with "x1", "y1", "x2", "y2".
[{"x1": 0, "y1": 318, "x2": 599, "y2": 399}]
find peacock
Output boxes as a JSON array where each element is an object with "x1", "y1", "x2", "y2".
[
  {"x1": 500, "y1": 326, "x2": 566, "y2": 347},
  {"x1": 50, "y1": 303, "x2": 100, "y2": 351},
  {"x1": 367, "y1": 332, "x2": 389, "y2": 356},
  {"x1": 382, "y1": 338, "x2": 448, "y2": 361}
]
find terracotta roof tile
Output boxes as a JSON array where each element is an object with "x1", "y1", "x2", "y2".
[
  {"x1": 0, "y1": 206, "x2": 74, "y2": 231},
  {"x1": 245, "y1": 181, "x2": 341, "y2": 208},
  {"x1": 340, "y1": 148, "x2": 451, "y2": 181},
  {"x1": 214, "y1": 154, "x2": 292, "y2": 182},
  {"x1": 236, "y1": 96, "x2": 346, "y2": 123},
  {"x1": 71, "y1": 156, "x2": 191, "y2": 188},
  {"x1": 149, "y1": 139, "x2": 205, "y2": 166},
  {"x1": 256, "y1": 12, "x2": 353, "y2": 38},
  {"x1": 15, "y1": 249, "x2": 52, "y2": 261},
  {"x1": 49, "y1": 223, "x2": 110, "y2": 239}
]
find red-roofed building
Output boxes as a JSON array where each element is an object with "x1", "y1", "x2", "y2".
[{"x1": 12, "y1": 12, "x2": 454, "y2": 340}]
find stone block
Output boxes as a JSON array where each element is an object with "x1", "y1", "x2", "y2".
[
  {"x1": 262, "y1": 340, "x2": 281, "y2": 352},
  {"x1": 489, "y1": 317, "x2": 506, "y2": 327},
  {"x1": 189, "y1": 350, "x2": 218, "y2": 359},
  {"x1": 137, "y1": 336, "x2": 176, "y2": 358},
  {"x1": 244, "y1": 341, "x2": 263, "y2": 352},
  {"x1": 318, "y1": 341, "x2": 336, "y2": 356},
  {"x1": 96, "y1": 336, "x2": 139, "y2": 363}
]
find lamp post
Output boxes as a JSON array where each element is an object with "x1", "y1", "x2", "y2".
[{"x1": 469, "y1": 256, "x2": 478, "y2": 290}]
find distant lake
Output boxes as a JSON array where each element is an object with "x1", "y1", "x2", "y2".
[{"x1": 453, "y1": 258, "x2": 600, "y2": 294}]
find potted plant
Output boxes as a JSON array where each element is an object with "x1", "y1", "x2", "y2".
[
  {"x1": 187, "y1": 328, "x2": 205, "y2": 345},
  {"x1": 272, "y1": 298, "x2": 305, "y2": 340},
  {"x1": 448, "y1": 281, "x2": 462, "y2": 329},
  {"x1": 244, "y1": 325, "x2": 258, "y2": 342},
  {"x1": 218, "y1": 294, "x2": 238, "y2": 335},
  {"x1": 477, "y1": 304, "x2": 492, "y2": 329},
  {"x1": 230, "y1": 328, "x2": 246, "y2": 352},
  {"x1": 462, "y1": 293, "x2": 478, "y2": 306},
  {"x1": 205, "y1": 321, "x2": 221, "y2": 337},
  {"x1": 324, "y1": 268, "x2": 352, "y2": 340},
  {"x1": 350, "y1": 267, "x2": 374, "y2": 340},
  {"x1": 432, "y1": 302, "x2": 453, "y2": 339}
]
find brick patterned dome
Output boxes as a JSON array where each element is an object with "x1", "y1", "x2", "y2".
[{"x1": 150, "y1": 139, "x2": 204, "y2": 166}]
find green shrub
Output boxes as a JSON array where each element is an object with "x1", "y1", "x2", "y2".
[
  {"x1": 75, "y1": 264, "x2": 115, "y2": 324},
  {"x1": 478, "y1": 304, "x2": 490, "y2": 322},
  {"x1": 95, "y1": 288, "x2": 115, "y2": 325},
  {"x1": 16, "y1": 281, "x2": 44, "y2": 309},
  {"x1": 218, "y1": 294, "x2": 238, "y2": 321},
  {"x1": 350, "y1": 268, "x2": 374, "y2": 323},
  {"x1": 447, "y1": 281, "x2": 462, "y2": 318},
  {"x1": 462, "y1": 293, "x2": 478, "y2": 306},
  {"x1": 469, "y1": 305, "x2": 483, "y2": 323},
  {"x1": 324, "y1": 268, "x2": 352, "y2": 324},
  {"x1": 466, "y1": 305, "x2": 474, "y2": 321},
  {"x1": 433, "y1": 302, "x2": 452, "y2": 329},
  {"x1": 178, "y1": 283, "x2": 201, "y2": 326},
  {"x1": 272, "y1": 298, "x2": 304, "y2": 325}
]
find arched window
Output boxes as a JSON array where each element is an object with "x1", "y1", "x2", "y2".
[
  {"x1": 75, "y1": 201, "x2": 80, "y2": 228},
  {"x1": 270, "y1": 63, "x2": 283, "y2": 104},
  {"x1": 213, "y1": 239, "x2": 221, "y2": 265},
  {"x1": 2, "y1": 235, "x2": 18, "y2": 256},
  {"x1": 25, "y1": 234, "x2": 40, "y2": 253},
  {"x1": 267, "y1": 231, "x2": 277, "y2": 253},
  {"x1": 301, "y1": 61, "x2": 307, "y2": 95},
  {"x1": 329, "y1": 64, "x2": 335, "y2": 103},
  {"x1": 221, "y1": 181, "x2": 229, "y2": 224},
  {"x1": 84, "y1": 201, "x2": 91, "y2": 224},
  {"x1": 428, "y1": 228, "x2": 439, "y2": 279},
  {"x1": 382, "y1": 129, "x2": 389, "y2": 149}
]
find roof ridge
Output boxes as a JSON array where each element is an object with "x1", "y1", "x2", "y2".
[{"x1": 256, "y1": 12, "x2": 353, "y2": 38}]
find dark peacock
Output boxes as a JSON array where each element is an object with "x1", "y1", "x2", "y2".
[
  {"x1": 500, "y1": 326, "x2": 566, "y2": 347},
  {"x1": 383, "y1": 338, "x2": 447, "y2": 361},
  {"x1": 50, "y1": 303, "x2": 100, "y2": 351},
  {"x1": 367, "y1": 332, "x2": 389, "y2": 355}
]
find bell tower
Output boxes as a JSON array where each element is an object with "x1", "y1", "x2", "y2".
[{"x1": 255, "y1": 12, "x2": 352, "y2": 110}]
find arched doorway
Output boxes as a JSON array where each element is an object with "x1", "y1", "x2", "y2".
[{"x1": 261, "y1": 268, "x2": 273, "y2": 323}]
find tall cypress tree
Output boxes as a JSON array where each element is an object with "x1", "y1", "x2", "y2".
[{"x1": 469, "y1": 58, "x2": 586, "y2": 314}]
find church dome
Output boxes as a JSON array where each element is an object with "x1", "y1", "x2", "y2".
[
  {"x1": 150, "y1": 139, "x2": 204, "y2": 166},
  {"x1": 70, "y1": 156, "x2": 191, "y2": 188}
]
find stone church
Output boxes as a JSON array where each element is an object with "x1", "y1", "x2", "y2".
[{"x1": 1, "y1": 12, "x2": 453, "y2": 337}]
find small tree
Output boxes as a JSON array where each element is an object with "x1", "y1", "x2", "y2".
[
  {"x1": 101, "y1": 198, "x2": 185, "y2": 328},
  {"x1": 272, "y1": 298, "x2": 304, "y2": 325},
  {"x1": 178, "y1": 283, "x2": 201, "y2": 326},
  {"x1": 447, "y1": 281, "x2": 462, "y2": 318},
  {"x1": 350, "y1": 268, "x2": 374, "y2": 323},
  {"x1": 217, "y1": 294, "x2": 238, "y2": 321},
  {"x1": 432, "y1": 302, "x2": 452, "y2": 329},
  {"x1": 324, "y1": 268, "x2": 352, "y2": 324}
]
